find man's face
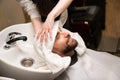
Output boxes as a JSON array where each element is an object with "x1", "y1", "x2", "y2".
[{"x1": 52, "y1": 29, "x2": 78, "y2": 56}]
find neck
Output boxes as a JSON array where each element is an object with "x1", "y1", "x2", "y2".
[{"x1": 64, "y1": 50, "x2": 75, "y2": 57}]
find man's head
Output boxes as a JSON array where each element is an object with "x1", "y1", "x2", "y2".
[{"x1": 52, "y1": 29, "x2": 78, "y2": 57}]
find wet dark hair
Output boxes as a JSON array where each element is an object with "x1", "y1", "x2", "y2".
[{"x1": 32, "y1": 0, "x2": 57, "y2": 16}]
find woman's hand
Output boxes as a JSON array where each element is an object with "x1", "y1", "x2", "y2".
[
  {"x1": 35, "y1": 0, "x2": 73, "y2": 42},
  {"x1": 37, "y1": 16, "x2": 55, "y2": 42}
]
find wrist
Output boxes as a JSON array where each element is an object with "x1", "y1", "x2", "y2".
[
  {"x1": 31, "y1": 17, "x2": 42, "y2": 32},
  {"x1": 47, "y1": 13, "x2": 56, "y2": 20}
]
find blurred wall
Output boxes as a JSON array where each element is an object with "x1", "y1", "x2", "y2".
[
  {"x1": 0, "y1": 0, "x2": 120, "y2": 38},
  {"x1": 0, "y1": 0, "x2": 25, "y2": 31},
  {"x1": 103, "y1": 0, "x2": 120, "y2": 38}
]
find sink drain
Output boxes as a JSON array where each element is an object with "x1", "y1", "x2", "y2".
[{"x1": 21, "y1": 58, "x2": 34, "y2": 67}]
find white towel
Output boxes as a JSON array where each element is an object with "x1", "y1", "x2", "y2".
[{"x1": 34, "y1": 21, "x2": 71, "y2": 78}]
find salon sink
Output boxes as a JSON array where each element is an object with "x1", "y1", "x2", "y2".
[{"x1": 0, "y1": 23, "x2": 53, "y2": 80}]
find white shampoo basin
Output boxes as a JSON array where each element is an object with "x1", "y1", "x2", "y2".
[{"x1": 0, "y1": 23, "x2": 54, "y2": 80}]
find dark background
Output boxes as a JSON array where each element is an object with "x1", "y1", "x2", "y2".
[{"x1": 67, "y1": 0, "x2": 106, "y2": 49}]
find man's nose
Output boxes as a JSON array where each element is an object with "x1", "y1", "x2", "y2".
[{"x1": 62, "y1": 32, "x2": 69, "y2": 38}]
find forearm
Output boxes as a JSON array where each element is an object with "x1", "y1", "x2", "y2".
[
  {"x1": 31, "y1": 17, "x2": 42, "y2": 32},
  {"x1": 16, "y1": 0, "x2": 40, "y2": 18},
  {"x1": 17, "y1": 0, "x2": 42, "y2": 33},
  {"x1": 47, "y1": 0, "x2": 73, "y2": 20}
]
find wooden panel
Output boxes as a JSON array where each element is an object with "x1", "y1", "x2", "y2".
[
  {"x1": 103, "y1": 0, "x2": 120, "y2": 38},
  {"x1": 0, "y1": 0, "x2": 25, "y2": 31}
]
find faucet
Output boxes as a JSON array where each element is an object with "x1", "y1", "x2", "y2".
[
  {"x1": 4, "y1": 32, "x2": 27, "y2": 49},
  {"x1": 6, "y1": 36, "x2": 27, "y2": 44}
]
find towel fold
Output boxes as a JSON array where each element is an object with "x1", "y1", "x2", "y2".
[{"x1": 34, "y1": 21, "x2": 71, "y2": 78}]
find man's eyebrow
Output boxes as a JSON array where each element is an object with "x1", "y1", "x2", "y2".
[
  {"x1": 56, "y1": 31, "x2": 60, "y2": 39},
  {"x1": 56, "y1": 29, "x2": 63, "y2": 40},
  {"x1": 58, "y1": 27, "x2": 62, "y2": 31}
]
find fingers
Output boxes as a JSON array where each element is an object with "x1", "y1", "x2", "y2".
[
  {"x1": 40, "y1": 30, "x2": 48, "y2": 42},
  {"x1": 35, "y1": 27, "x2": 52, "y2": 43},
  {"x1": 49, "y1": 28, "x2": 52, "y2": 40}
]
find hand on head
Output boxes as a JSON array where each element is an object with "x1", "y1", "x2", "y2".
[{"x1": 36, "y1": 17, "x2": 55, "y2": 42}]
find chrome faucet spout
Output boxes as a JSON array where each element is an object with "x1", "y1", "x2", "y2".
[
  {"x1": 6, "y1": 36, "x2": 27, "y2": 44},
  {"x1": 4, "y1": 32, "x2": 27, "y2": 49}
]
